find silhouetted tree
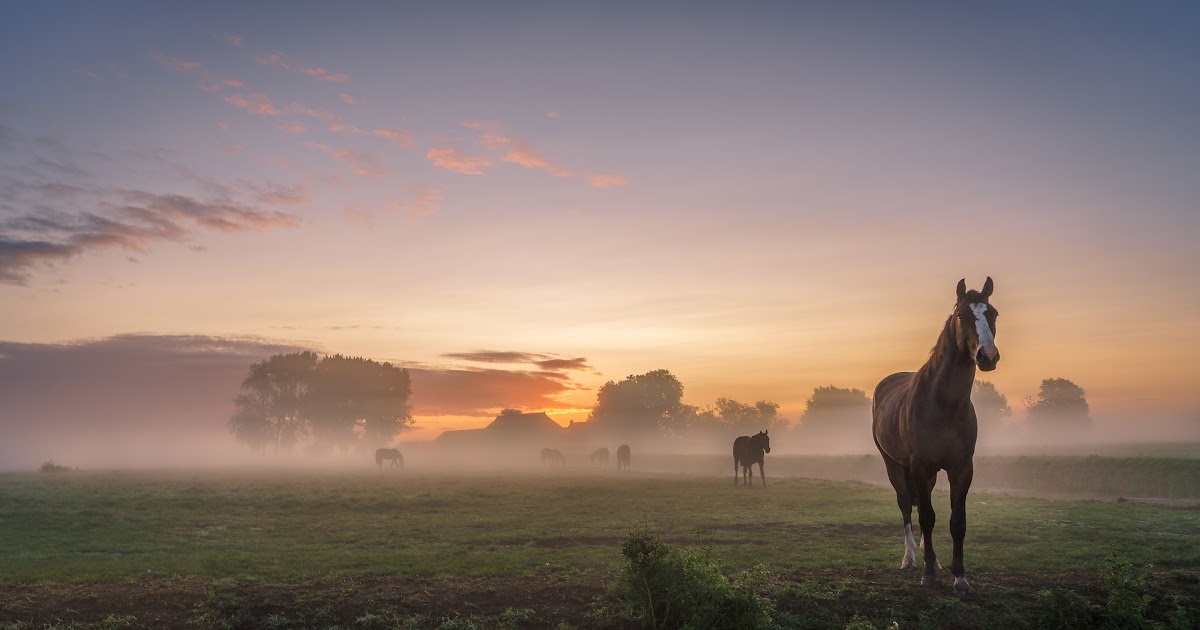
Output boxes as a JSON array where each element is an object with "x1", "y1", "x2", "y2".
[
  {"x1": 972, "y1": 380, "x2": 1012, "y2": 425},
  {"x1": 228, "y1": 352, "x2": 412, "y2": 454},
  {"x1": 588, "y1": 369, "x2": 684, "y2": 435},
  {"x1": 304, "y1": 355, "x2": 413, "y2": 452},
  {"x1": 795, "y1": 386, "x2": 872, "y2": 448},
  {"x1": 228, "y1": 351, "x2": 318, "y2": 454},
  {"x1": 712, "y1": 398, "x2": 786, "y2": 433},
  {"x1": 1026, "y1": 377, "x2": 1090, "y2": 430}
]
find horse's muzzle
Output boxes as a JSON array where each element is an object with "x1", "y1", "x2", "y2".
[{"x1": 975, "y1": 347, "x2": 1000, "y2": 371}]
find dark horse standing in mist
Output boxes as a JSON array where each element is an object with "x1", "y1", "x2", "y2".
[
  {"x1": 732, "y1": 431, "x2": 771, "y2": 487},
  {"x1": 616, "y1": 445, "x2": 631, "y2": 471},
  {"x1": 873, "y1": 277, "x2": 1000, "y2": 595},
  {"x1": 541, "y1": 448, "x2": 566, "y2": 466},
  {"x1": 375, "y1": 448, "x2": 404, "y2": 469}
]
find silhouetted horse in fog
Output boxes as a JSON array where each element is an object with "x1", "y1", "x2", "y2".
[
  {"x1": 873, "y1": 277, "x2": 1000, "y2": 595},
  {"x1": 732, "y1": 430, "x2": 771, "y2": 487},
  {"x1": 590, "y1": 447, "x2": 610, "y2": 468},
  {"x1": 541, "y1": 448, "x2": 566, "y2": 466},
  {"x1": 616, "y1": 445, "x2": 631, "y2": 471},
  {"x1": 375, "y1": 448, "x2": 403, "y2": 469}
]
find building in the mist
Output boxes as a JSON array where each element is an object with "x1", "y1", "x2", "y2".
[{"x1": 434, "y1": 411, "x2": 567, "y2": 447}]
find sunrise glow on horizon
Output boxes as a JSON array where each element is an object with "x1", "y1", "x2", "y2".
[{"x1": 2, "y1": 2, "x2": 1198, "y2": 442}]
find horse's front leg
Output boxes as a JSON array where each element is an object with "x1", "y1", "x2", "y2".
[
  {"x1": 948, "y1": 463, "x2": 974, "y2": 595},
  {"x1": 913, "y1": 468, "x2": 938, "y2": 587},
  {"x1": 758, "y1": 461, "x2": 766, "y2": 487}
]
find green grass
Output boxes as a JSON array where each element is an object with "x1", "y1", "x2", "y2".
[
  {"x1": 0, "y1": 469, "x2": 1197, "y2": 628},
  {"x1": 1, "y1": 469, "x2": 1197, "y2": 583}
]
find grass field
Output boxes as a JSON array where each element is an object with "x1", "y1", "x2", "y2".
[{"x1": 2, "y1": 468, "x2": 1198, "y2": 629}]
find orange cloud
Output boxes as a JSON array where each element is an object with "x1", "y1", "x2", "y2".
[
  {"x1": 462, "y1": 121, "x2": 571, "y2": 178},
  {"x1": 153, "y1": 52, "x2": 241, "y2": 93},
  {"x1": 328, "y1": 122, "x2": 362, "y2": 135},
  {"x1": 373, "y1": 128, "x2": 413, "y2": 149},
  {"x1": 306, "y1": 142, "x2": 386, "y2": 176},
  {"x1": 426, "y1": 147, "x2": 492, "y2": 175},
  {"x1": 587, "y1": 173, "x2": 630, "y2": 188},
  {"x1": 408, "y1": 367, "x2": 578, "y2": 416},
  {"x1": 254, "y1": 52, "x2": 349, "y2": 82},
  {"x1": 224, "y1": 93, "x2": 280, "y2": 116},
  {"x1": 338, "y1": 92, "x2": 364, "y2": 105}
]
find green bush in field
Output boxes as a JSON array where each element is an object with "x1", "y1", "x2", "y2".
[
  {"x1": 600, "y1": 530, "x2": 773, "y2": 630},
  {"x1": 1102, "y1": 558, "x2": 1152, "y2": 629},
  {"x1": 1032, "y1": 588, "x2": 1099, "y2": 629}
]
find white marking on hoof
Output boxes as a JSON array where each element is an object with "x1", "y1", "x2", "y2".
[
  {"x1": 954, "y1": 576, "x2": 972, "y2": 595},
  {"x1": 901, "y1": 524, "x2": 917, "y2": 569},
  {"x1": 921, "y1": 574, "x2": 937, "y2": 587}
]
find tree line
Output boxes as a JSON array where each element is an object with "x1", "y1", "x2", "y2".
[
  {"x1": 228, "y1": 352, "x2": 412, "y2": 454},
  {"x1": 228, "y1": 353, "x2": 1089, "y2": 452}
]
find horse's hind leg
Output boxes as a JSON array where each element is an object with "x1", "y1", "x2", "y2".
[
  {"x1": 733, "y1": 457, "x2": 740, "y2": 485},
  {"x1": 883, "y1": 457, "x2": 917, "y2": 569}
]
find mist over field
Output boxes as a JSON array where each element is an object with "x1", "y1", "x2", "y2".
[{"x1": 2, "y1": 333, "x2": 1195, "y2": 480}]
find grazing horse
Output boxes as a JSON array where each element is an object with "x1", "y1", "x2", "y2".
[
  {"x1": 590, "y1": 447, "x2": 610, "y2": 468},
  {"x1": 873, "y1": 277, "x2": 1000, "y2": 595},
  {"x1": 540, "y1": 448, "x2": 566, "y2": 466},
  {"x1": 732, "y1": 431, "x2": 771, "y2": 487},
  {"x1": 616, "y1": 445, "x2": 631, "y2": 471},
  {"x1": 375, "y1": 448, "x2": 404, "y2": 469}
]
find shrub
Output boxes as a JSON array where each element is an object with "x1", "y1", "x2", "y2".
[
  {"x1": 600, "y1": 530, "x2": 772, "y2": 630},
  {"x1": 39, "y1": 460, "x2": 72, "y2": 473},
  {"x1": 1031, "y1": 588, "x2": 1099, "y2": 629},
  {"x1": 1102, "y1": 558, "x2": 1151, "y2": 629}
]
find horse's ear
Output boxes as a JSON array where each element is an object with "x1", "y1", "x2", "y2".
[
  {"x1": 764, "y1": 429, "x2": 768, "y2": 435},
  {"x1": 981, "y1": 276, "x2": 994, "y2": 299},
  {"x1": 956, "y1": 278, "x2": 967, "y2": 301}
]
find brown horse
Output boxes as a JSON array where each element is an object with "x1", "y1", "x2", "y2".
[
  {"x1": 873, "y1": 277, "x2": 999, "y2": 595},
  {"x1": 375, "y1": 448, "x2": 404, "y2": 469},
  {"x1": 732, "y1": 431, "x2": 771, "y2": 487},
  {"x1": 540, "y1": 448, "x2": 566, "y2": 467},
  {"x1": 616, "y1": 445, "x2": 631, "y2": 471},
  {"x1": 590, "y1": 447, "x2": 610, "y2": 468}
]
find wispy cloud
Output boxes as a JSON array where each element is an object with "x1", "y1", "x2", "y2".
[
  {"x1": 587, "y1": 173, "x2": 630, "y2": 189},
  {"x1": 306, "y1": 142, "x2": 386, "y2": 176},
  {"x1": 345, "y1": 185, "x2": 444, "y2": 225},
  {"x1": 222, "y1": 32, "x2": 244, "y2": 47},
  {"x1": 152, "y1": 52, "x2": 203, "y2": 72},
  {"x1": 152, "y1": 52, "x2": 241, "y2": 93},
  {"x1": 338, "y1": 92, "x2": 364, "y2": 105},
  {"x1": 277, "y1": 121, "x2": 308, "y2": 135},
  {"x1": 462, "y1": 120, "x2": 571, "y2": 178},
  {"x1": 224, "y1": 92, "x2": 280, "y2": 116},
  {"x1": 373, "y1": 128, "x2": 413, "y2": 149},
  {"x1": 426, "y1": 146, "x2": 492, "y2": 175},
  {"x1": 256, "y1": 184, "x2": 310, "y2": 205},
  {"x1": 442, "y1": 351, "x2": 592, "y2": 373},
  {"x1": 0, "y1": 192, "x2": 299, "y2": 284},
  {"x1": 254, "y1": 51, "x2": 349, "y2": 82}
]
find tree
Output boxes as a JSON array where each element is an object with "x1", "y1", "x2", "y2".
[
  {"x1": 1026, "y1": 377, "x2": 1090, "y2": 430},
  {"x1": 304, "y1": 355, "x2": 413, "y2": 452},
  {"x1": 971, "y1": 380, "x2": 1012, "y2": 424},
  {"x1": 588, "y1": 369, "x2": 685, "y2": 435},
  {"x1": 795, "y1": 386, "x2": 873, "y2": 449},
  {"x1": 711, "y1": 398, "x2": 785, "y2": 433},
  {"x1": 228, "y1": 352, "x2": 413, "y2": 455},
  {"x1": 228, "y1": 351, "x2": 318, "y2": 454}
]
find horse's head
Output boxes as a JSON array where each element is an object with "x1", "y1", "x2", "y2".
[
  {"x1": 953, "y1": 277, "x2": 1000, "y2": 372},
  {"x1": 755, "y1": 430, "x2": 771, "y2": 454}
]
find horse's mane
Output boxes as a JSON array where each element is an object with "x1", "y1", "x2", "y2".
[{"x1": 914, "y1": 289, "x2": 990, "y2": 387}]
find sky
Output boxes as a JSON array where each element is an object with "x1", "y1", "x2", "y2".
[{"x1": 1, "y1": 1, "x2": 1198, "y2": 445}]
